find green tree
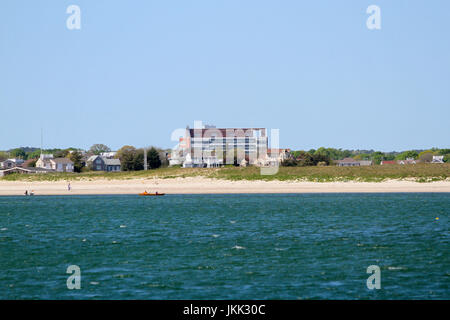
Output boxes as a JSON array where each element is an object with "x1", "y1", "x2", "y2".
[
  {"x1": 147, "y1": 147, "x2": 162, "y2": 169},
  {"x1": 69, "y1": 150, "x2": 84, "y2": 173},
  {"x1": 291, "y1": 150, "x2": 302, "y2": 158},
  {"x1": 312, "y1": 153, "x2": 331, "y2": 165},
  {"x1": 353, "y1": 153, "x2": 371, "y2": 161},
  {"x1": 418, "y1": 150, "x2": 434, "y2": 163},
  {"x1": 27, "y1": 150, "x2": 42, "y2": 159},
  {"x1": 281, "y1": 159, "x2": 298, "y2": 167},
  {"x1": 0, "y1": 151, "x2": 8, "y2": 161},
  {"x1": 395, "y1": 151, "x2": 419, "y2": 160},
  {"x1": 117, "y1": 145, "x2": 137, "y2": 171},
  {"x1": 133, "y1": 151, "x2": 145, "y2": 171},
  {"x1": 54, "y1": 149, "x2": 69, "y2": 158},
  {"x1": 89, "y1": 144, "x2": 111, "y2": 155},
  {"x1": 296, "y1": 151, "x2": 314, "y2": 167},
  {"x1": 371, "y1": 151, "x2": 385, "y2": 165},
  {"x1": 9, "y1": 148, "x2": 27, "y2": 159}
]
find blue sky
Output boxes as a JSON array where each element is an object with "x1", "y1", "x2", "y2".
[{"x1": 1, "y1": 0, "x2": 449, "y2": 151}]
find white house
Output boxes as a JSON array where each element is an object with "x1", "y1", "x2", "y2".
[
  {"x1": 0, "y1": 158, "x2": 25, "y2": 169},
  {"x1": 36, "y1": 154, "x2": 74, "y2": 172},
  {"x1": 431, "y1": 156, "x2": 444, "y2": 163}
]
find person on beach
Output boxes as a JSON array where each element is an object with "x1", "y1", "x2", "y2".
[
  {"x1": 24, "y1": 190, "x2": 28, "y2": 196},
  {"x1": 68, "y1": 182, "x2": 71, "y2": 191}
]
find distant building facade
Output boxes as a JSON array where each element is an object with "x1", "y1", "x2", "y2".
[
  {"x1": 0, "y1": 167, "x2": 53, "y2": 177},
  {"x1": 0, "y1": 158, "x2": 24, "y2": 169},
  {"x1": 267, "y1": 149, "x2": 291, "y2": 162},
  {"x1": 87, "y1": 155, "x2": 121, "y2": 172},
  {"x1": 431, "y1": 155, "x2": 444, "y2": 163},
  {"x1": 171, "y1": 123, "x2": 269, "y2": 168},
  {"x1": 335, "y1": 158, "x2": 372, "y2": 166},
  {"x1": 398, "y1": 158, "x2": 417, "y2": 165},
  {"x1": 380, "y1": 160, "x2": 397, "y2": 165},
  {"x1": 36, "y1": 154, "x2": 74, "y2": 172}
]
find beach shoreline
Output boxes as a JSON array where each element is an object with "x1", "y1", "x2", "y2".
[{"x1": 0, "y1": 177, "x2": 449, "y2": 195}]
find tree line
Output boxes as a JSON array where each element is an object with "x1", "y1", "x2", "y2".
[
  {"x1": 0, "y1": 144, "x2": 167, "y2": 173},
  {"x1": 283, "y1": 147, "x2": 450, "y2": 166}
]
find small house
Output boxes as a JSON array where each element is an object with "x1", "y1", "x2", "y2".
[
  {"x1": 398, "y1": 158, "x2": 416, "y2": 165},
  {"x1": 431, "y1": 156, "x2": 444, "y2": 164},
  {"x1": 87, "y1": 155, "x2": 121, "y2": 172},
  {"x1": 36, "y1": 155, "x2": 74, "y2": 172},
  {"x1": 335, "y1": 158, "x2": 360, "y2": 167},
  {"x1": 0, "y1": 158, "x2": 25, "y2": 169}
]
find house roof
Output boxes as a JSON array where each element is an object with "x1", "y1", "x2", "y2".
[
  {"x1": 52, "y1": 158, "x2": 74, "y2": 164},
  {"x1": 0, "y1": 167, "x2": 32, "y2": 173},
  {"x1": 1, "y1": 166, "x2": 55, "y2": 174},
  {"x1": 87, "y1": 155, "x2": 99, "y2": 162},
  {"x1": 2, "y1": 159, "x2": 24, "y2": 164},
  {"x1": 104, "y1": 158, "x2": 121, "y2": 166},
  {"x1": 336, "y1": 158, "x2": 357, "y2": 163}
]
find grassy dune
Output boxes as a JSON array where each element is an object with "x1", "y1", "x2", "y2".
[
  {"x1": 1, "y1": 164, "x2": 449, "y2": 182},
  {"x1": 211, "y1": 164, "x2": 450, "y2": 182}
]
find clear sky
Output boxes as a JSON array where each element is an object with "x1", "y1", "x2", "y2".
[{"x1": 1, "y1": 0, "x2": 449, "y2": 152}]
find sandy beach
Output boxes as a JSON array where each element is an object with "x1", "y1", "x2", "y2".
[{"x1": 0, "y1": 177, "x2": 449, "y2": 195}]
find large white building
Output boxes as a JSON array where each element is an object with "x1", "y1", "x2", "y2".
[{"x1": 170, "y1": 123, "x2": 269, "y2": 168}]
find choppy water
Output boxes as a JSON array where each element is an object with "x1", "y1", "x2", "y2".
[{"x1": 0, "y1": 193, "x2": 448, "y2": 299}]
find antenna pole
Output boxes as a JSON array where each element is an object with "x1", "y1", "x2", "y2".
[
  {"x1": 40, "y1": 128, "x2": 43, "y2": 158},
  {"x1": 144, "y1": 147, "x2": 148, "y2": 170}
]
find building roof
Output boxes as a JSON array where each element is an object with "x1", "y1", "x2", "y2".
[
  {"x1": 0, "y1": 167, "x2": 32, "y2": 173},
  {"x1": 52, "y1": 158, "x2": 74, "y2": 164},
  {"x1": 336, "y1": 158, "x2": 357, "y2": 163},
  {"x1": 0, "y1": 166, "x2": 55, "y2": 174},
  {"x1": 104, "y1": 158, "x2": 121, "y2": 166},
  {"x1": 87, "y1": 155, "x2": 99, "y2": 162},
  {"x1": 381, "y1": 160, "x2": 397, "y2": 165},
  {"x1": 188, "y1": 128, "x2": 266, "y2": 138},
  {"x1": 2, "y1": 158, "x2": 25, "y2": 164}
]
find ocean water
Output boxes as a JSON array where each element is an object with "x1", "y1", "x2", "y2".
[{"x1": 0, "y1": 193, "x2": 448, "y2": 299}]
